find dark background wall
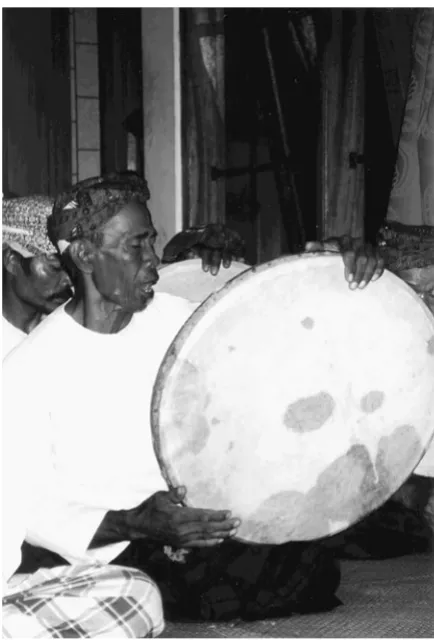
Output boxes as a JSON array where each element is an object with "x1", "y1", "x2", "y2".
[
  {"x1": 223, "y1": 8, "x2": 410, "y2": 259},
  {"x1": 98, "y1": 8, "x2": 143, "y2": 176},
  {"x1": 2, "y1": 7, "x2": 413, "y2": 263},
  {"x1": 3, "y1": 8, "x2": 71, "y2": 197}
]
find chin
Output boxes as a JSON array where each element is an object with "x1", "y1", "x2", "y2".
[
  {"x1": 43, "y1": 297, "x2": 70, "y2": 313},
  {"x1": 41, "y1": 301, "x2": 63, "y2": 314},
  {"x1": 131, "y1": 289, "x2": 155, "y2": 312}
]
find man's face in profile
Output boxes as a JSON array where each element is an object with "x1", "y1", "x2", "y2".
[
  {"x1": 15, "y1": 253, "x2": 73, "y2": 313},
  {"x1": 89, "y1": 202, "x2": 160, "y2": 313}
]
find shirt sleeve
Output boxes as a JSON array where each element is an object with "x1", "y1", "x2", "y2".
[{"x1": 2, "y1": 354, "x2": 120, "y2": 564}]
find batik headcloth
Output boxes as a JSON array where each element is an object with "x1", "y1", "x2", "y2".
[
  {"x1": 49, "y1": 173, "x2": 151, "y2": 254},
  {"x1": 2, "y1": 195, "x2": 56, "y2": 257}
]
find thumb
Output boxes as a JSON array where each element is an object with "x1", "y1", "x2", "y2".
[{"x1": 167, "y1": 486, "x2": 186, "y2": 505}]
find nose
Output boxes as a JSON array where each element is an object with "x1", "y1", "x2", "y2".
[
  {"x1": 59, "y1": 270, "x2": 72, "y2": 288},
  {"x1": 142, "y1": 244, "x2": 160, "y2": 270}
]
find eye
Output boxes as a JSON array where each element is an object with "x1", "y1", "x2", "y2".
[
  {"x1": 44, "y1": 256, "x2": 63, "y2": 272},
  {"x1": 129, "y1": 237, "x2": 143, "y2": 250}
]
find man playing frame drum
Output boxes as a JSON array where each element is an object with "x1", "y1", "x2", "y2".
[{"x1": 3, "y1": 177, "x2": 392, "y2": 622}]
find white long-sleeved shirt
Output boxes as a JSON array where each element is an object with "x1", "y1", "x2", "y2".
[
  {"x1": 2, "y1": 293, "x2": 198, "y2": 564},
  {"x1": 2, "y1": 315, "x2": 26, "y2": 359}
]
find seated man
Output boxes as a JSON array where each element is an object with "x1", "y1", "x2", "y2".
[
  {"x1": 2, "y1": 195, "x2": 73, "y2": 357},
  {"x1": 2, "y1": 174, "x2": 382, "y2": 622},
  {"x1": 2, "y1": 186, "x2": 243, "y2": 358},
  {"x1": 2, "y1": 391, "x2": 164, "y2": 639}
]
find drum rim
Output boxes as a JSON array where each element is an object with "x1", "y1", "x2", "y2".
[{"x1": 150, "y1": 252, "x2": 434, "y2": 540}]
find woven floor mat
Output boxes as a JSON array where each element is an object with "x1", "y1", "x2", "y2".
[{"x1": 162, "y1": 554, "x2": 434, "y2": 638}]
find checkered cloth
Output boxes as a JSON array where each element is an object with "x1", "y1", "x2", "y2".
[{"x1": 2, "y1": 563, "x2": 164, "y2": 638}]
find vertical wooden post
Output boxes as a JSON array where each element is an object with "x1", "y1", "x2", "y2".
[
  {"x1": 318, "y1": 10, "x2": 365, "y2": 240},
  {"x1": 141, "y1": 8, "x2": 183, "y2": 257}
]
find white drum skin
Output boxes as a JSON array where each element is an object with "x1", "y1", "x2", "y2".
[
  {"x1": 152, "y1": 254, "x2": 434, "y2": 544},
  {"x1": 155, "y1": 259, "x2": 249, "y2": 303}
]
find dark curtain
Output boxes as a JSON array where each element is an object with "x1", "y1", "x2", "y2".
[
  {"x1": 181, "y1": 9, "x2": 226, "y2": 228},
  {"x1": 318, "y1": 10, "x2": 365, "y2": 240},
  {"x1": 373, "y1": 9, "x2": 415, "y2": 151},
  {"x1": 2, "y1": 8, "x2": 71, "y2": 197},
  {"x1": 222, "y1": 9, "x2": 323, "y2": 262},
  {"x1": 97, "y1": 9, "x2": 144, "y2": 176},
  {"x1": 384, "y1": 9, "x2": 434, "y2": 227}
]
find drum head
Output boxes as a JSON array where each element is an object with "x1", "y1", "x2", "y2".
[
  {"x1": 152, "y1": 254, "x2": 434, "y2": 543},
  {"x1": 155, "y1": 259, "x2": 250, "y2": 303}
]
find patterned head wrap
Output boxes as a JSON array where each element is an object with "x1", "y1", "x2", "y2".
[
  {"x1": 2, "y1": 195, "x2": 56, "y2": 257},
  {"x1": 48, "y1": 172, "x2": 151, "y2": 254}
]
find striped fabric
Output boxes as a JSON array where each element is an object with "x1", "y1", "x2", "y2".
[{"x1": 2, "y1": 563, "x2": 164, "y2": 639}]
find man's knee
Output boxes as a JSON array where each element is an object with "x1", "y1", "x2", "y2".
[{"x1": 125, "y1": 568, "x2": 165, "y2": 637}]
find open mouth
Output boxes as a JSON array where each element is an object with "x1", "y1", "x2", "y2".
[
  {"x1": 139, "y1": 278, "x2": 159, "y2": 294},
  {"x1": 50, "y1": 289, "x2": 74, "y2": 303},
  {"x1": 138, "y1": 270, "x2": 159, "y2": 295},
  {"x1": 144, "y1": 272, "x2": 159, "y2": 289},
  {"x1": 140, "y1": 284, "x2": 155, "y2": 294}
]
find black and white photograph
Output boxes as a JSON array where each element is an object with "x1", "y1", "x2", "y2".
[{"x1": 2, "y1": 3, "x2": 434, "y2": 639}]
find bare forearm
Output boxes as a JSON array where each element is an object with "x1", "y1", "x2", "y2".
[{"x1": 162, "y1": 228, "x2": 204, "y2": 263}]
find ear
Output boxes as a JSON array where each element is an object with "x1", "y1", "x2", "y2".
[
  {"x1": 2, "y1": 246, "x2": 23, "y2": 277},
  {"x1": 68, "y1": 239, "x2": 96, "y2": 275}
]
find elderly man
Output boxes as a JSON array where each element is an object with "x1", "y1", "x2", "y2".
[
  {"x1": 2, "y1": 195, "x2": 73, "y2": 357},
  {"x1": 2, "y1": 185, "x2": 244, "y2": 359},
  {"x1": 2, "y1": 173, "x2": 384, "y2": 622}
]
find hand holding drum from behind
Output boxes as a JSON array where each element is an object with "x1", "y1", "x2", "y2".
[
  {"x1": 162, "y1": 224, "x2": 246, "y2": 276},
  {"x1": 304, "y1": 236, "x2": 385, "y2": 289},
  {"x1": 111, "y1": 486, "x2": 241, "y2": 548}
]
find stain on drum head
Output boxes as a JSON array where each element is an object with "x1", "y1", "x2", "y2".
[{"x1": 152, "y1": 254, "x2": 434, "y2": 543}]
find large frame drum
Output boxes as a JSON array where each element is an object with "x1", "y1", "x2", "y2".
[{"x1": 152, "y1": 254, "x2": 434, "y2": 544}]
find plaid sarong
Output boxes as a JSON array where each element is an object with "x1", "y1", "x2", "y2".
[{"x1": 2, "y1": 563, "x2": 164, "y2": 638}]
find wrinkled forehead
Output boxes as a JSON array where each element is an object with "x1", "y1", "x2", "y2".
[{"x1": 101, "y1": 201, "x2": 156, "y2": 243}]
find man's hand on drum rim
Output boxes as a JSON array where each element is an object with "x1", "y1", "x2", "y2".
[
  {"x1": 305, "y1": 237, "x2": 385, "y2": 289},
  {"x1": 93, "y1": 486, "x2": 241, "y2": 549},
  {"x1": 162, "y1": 224, "x2": 246, "y2": 276}
]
